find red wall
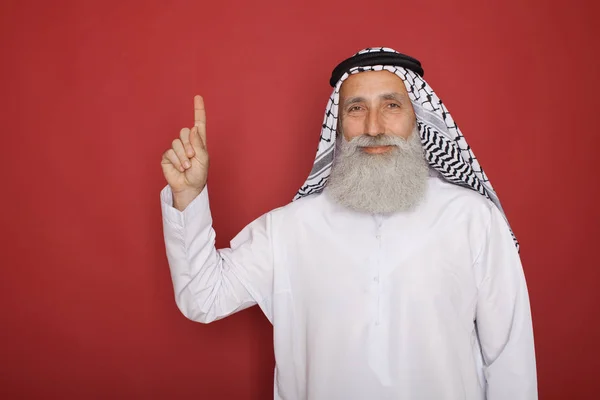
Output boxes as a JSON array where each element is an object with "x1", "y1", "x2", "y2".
[{"x1": 1, "y1": 0, "x2": 598, "y2": 398}]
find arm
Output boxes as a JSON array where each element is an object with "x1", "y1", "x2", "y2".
[
  {"x1": 474, "y1": 206, "x2": 538, "y2": 399},
  {"x1": 160, "y1": 96, "x2": 273, "y2": 323},
  {"x1": 161, "y1": 184, "x2": 274, "y2": 323}
]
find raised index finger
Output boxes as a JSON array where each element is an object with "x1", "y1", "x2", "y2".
[
  {"x1": 194, "y1": 95, "x2": 206, "y2": 129},
  {"x1": 193, "y1": 95, "x2": 207, "y2": 147}
]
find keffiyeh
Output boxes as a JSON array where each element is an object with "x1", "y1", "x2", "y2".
[{"x1": 294, "y1": 47, "x2": 519, "y2": 249}]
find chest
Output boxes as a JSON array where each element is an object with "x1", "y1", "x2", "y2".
[{"x1": 272, "y1": 217, "x2": 479, "y2": 324}]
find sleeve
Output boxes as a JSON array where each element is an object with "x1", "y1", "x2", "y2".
[
  {"x1": 160, "y1": 184, "x2": 274, "y2": 324},
  {"x1": 474, "y1": 206, "x2": 538, "y2": 399}
]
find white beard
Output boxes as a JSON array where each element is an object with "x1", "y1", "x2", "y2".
[{"x1": 324, "y1": 127, "x2": 429, "y2": 214}]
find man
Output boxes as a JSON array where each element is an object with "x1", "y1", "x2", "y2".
[{"x1": 160, "y1": 47, "x2": 537, "y2": 399}]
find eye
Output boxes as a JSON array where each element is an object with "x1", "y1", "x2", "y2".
[
  {"x1": 348, "y1": 105, "x2": 362, "y2": 112},
  {"x1": 387, "y1": 103, "x2": 400, "y2": 108}
]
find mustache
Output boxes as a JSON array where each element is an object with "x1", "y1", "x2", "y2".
[{"x1": 346, "y1": 133, "x2": 409, "y2": 150}]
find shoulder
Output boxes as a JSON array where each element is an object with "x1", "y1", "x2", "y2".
[
  {"x1": 427, "y1": 177, "x2": 494, "y2": 218},
  {"x1": 269, "y1": 192, "x2": 328, "y2": 220},
  {"x1": 424, "y1": 177, "x2": 496, "y2": 249},
  {"x1": 229, "y1": 195, "x2": 324, "y2": 247},
  {"x1": 259, "y1": 192, "x2": 339, "y2": 237},
  {"x1": 423, "y1": 177, "x2": 500, "y2": 261}
]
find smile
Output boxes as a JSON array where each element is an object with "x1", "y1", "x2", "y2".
[{"x1": 361, "y1": 145, "x2": 394, "y2": 154}]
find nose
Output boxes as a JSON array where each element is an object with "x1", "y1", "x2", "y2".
[{"x1": 365, "y1": 109, "x2": 384, "y2": 137}]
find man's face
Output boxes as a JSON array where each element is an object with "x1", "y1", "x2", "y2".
[{"x1": 339, "y1": 71, "x2": 416, "y2": 153}]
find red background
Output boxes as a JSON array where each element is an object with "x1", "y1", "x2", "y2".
[{"x1": 1, "y1": 0, "x2": 599, "y2": 398}]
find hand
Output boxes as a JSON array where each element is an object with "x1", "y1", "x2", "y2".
[{"x1": 161, "y1": 95, "x2": 209, "y2": 210}]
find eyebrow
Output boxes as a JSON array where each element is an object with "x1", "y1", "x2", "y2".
[
  {"x1": 380, "y1": 92, "x2": 408, "y2": 102},
  {"x1": 343, "y1": 92, "x2": 408, "y2": 106},
  {"x1": 344, "y1": 97, "x2": 365, "y2": 106}
]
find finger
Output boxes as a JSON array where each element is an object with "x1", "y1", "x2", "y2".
[
  {"x1": 193, "y1": 95, "x2": 205, "y2": 127},
  {"x1": 172, "y1": 139, "x2": 191, "y2": 170},
  {"x1": 193, "y1": 95, "x2": 207, "y2": 145},
  {"x1": 190, "y1": 126, "x2": 206, "y2": 153},
  {"x1": 162, "y1": 149, "x2": 184, "y2": 172},
  {"x1": 179, "y1": 127, "x2": 194, "y2": 157}
]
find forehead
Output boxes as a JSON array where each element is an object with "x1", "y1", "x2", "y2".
[{"x1": 339, "y1": 70, "x2": 408, "y2": 98}]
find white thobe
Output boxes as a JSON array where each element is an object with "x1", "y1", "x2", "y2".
[{"x1": 160, "y1": 176, "x2": 537, "y2": 400}]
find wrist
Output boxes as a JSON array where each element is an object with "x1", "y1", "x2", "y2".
[{"x1": 172, "y1": 186, "x2": 204, "y2": 211}]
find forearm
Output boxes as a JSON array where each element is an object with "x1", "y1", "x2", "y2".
[{"x1": 161, "y1": 185, "x2": 257, "y2": 323}]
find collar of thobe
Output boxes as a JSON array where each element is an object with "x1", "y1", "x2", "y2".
[{"x1": 293, "y1": 47, "x2": 519, "y2": 250}]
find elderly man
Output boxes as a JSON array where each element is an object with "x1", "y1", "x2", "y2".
[{"x1": 160, "y1": 48, "x2": 537, "y2": 399}]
